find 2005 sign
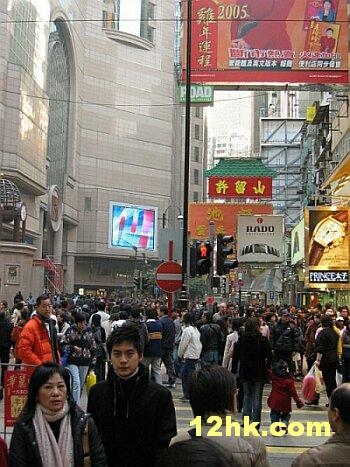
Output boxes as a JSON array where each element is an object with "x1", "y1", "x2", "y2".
[{"x1": 218, "y1": 4, "x2": 249, "y2": 20}]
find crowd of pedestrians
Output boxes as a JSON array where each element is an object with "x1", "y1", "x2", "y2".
[{"x1": 0, "y1": 292, "x2": 350, "y2": 465}]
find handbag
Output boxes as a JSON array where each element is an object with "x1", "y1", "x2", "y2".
[{"x1": 86, "y1": 370, "x2": 97, "y2": 394}]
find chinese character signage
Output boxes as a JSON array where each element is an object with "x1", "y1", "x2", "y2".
[
  {"x1": 236, "y1": 215, "x2": 285, "y2": 263},
  {"x1": 182, "y1": 0, "x2": 348, "y2": 84},
  {"x1": 4, "y1": 371, "x2": 29, "y2": 427},
  {"x1": 305, "y1": 207, "x2": 350, "y2": 289},
  {"x1": 208, "y1": 177, "x2": 272, "y2": 198},
  {"x1": 179, "y1": 84, "x2": 214, "y2": 104},
  {"x1": 189, "y1": 203, "x2": 273, "y2": 239}
]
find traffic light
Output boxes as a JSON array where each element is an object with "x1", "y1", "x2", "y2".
[
  {"x1": 142, "y1": 278, "x2": 150, "y2": 290},
  {"x1": 216, "y1": 234, "x2": 238, "y2": 275},
  {"x1": 195, "y1": 241, "x2": 212, "y2": 276},
  {"x1": 189, "y1": 245, "x2": 197, "y2": 278},
  {"x1": 134, "y1": 276, "x2": 141, "y2": 289}
]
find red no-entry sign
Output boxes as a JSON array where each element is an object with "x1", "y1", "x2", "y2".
[{"x1": 156, "y1": 261, "x2": 182, "y2": 293}]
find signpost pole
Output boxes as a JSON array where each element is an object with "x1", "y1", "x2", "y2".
[
  {"x1": 168, "y1": 240, "x2": 174, "y2": 315},
  {"x1": 207, "y1": 221, "x2": 215, "y2": 314},
  {"x1": 181, "y1": 0, "x2": 192, "y2": 285}
]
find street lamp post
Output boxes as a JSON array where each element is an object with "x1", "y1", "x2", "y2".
[{"x1": 181, "y1": 0, "x2": 192, "y2": 286}]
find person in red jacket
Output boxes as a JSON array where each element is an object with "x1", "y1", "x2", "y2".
[
  {"x1": 231, "y1": 0, "x2": 296, "y2": 51},
  {"x1": 0, "y1": 436, "x2": 8, "y2": 467},
  {"x1": 268, "y1": 360, "x2": 304, "y2": 434},
  {"x1": 17, "y1": 294, "x2": 60, "y2": 371}
]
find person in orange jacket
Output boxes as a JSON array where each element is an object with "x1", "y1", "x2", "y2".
[
  {"x1": 230, "y1": 0, "x2": 296, "y2": 51},
  {"x1": 17, "y1": 294, "x2": 60, "y2": 370}
]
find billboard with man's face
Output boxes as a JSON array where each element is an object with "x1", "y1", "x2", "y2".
[{"x1": 182, "y1": 0, "x2": 348, "y2": 84}]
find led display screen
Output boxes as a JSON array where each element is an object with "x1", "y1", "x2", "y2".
[{"x1": 109, "y1": 203, "x2": 157, "y2": 251}]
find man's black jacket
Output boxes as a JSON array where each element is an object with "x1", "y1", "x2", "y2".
[
  {"x1": 87, "y1": 364, "x2": 177, "y2": 467},
  {"x1": 271, "y1": 320, "x2": 300, "y2": 353}
]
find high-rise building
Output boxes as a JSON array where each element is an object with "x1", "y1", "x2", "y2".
[{"x1": 0, "y1": 0, "x2": 198, "y2": 299}]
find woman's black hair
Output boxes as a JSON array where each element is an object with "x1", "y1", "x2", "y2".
[
  {"x1": 189, "y1": 366, "x2": 236, "y2": 419},
  {"x1": 18, "y1": 363, "x2": 72, "y2": 422},
  {"x1": 107, "y1": 325, "x2": 142, "y2": 356},
  {"x1": 156, "y1": 437, "x2": 232, "y2": 467},
  {"x1": 321, "y1": 315, "x2": 333, "y2": 328},
  {"x1": 75, "y1": 312, "x2": 87, "y2": 324},
  {"x1": 91, "y1": 313, "x2": 102, "y2": 327},
  {"x1": 244, "y1": 317, "x2": 261, "y2": 335}
]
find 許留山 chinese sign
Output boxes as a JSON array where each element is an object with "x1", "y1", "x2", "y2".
[{"x1": 208, "y1": 177, "x2": 272, "y2": 198}]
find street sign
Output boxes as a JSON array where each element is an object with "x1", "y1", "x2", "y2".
[
  {"x1": 269, "y1": 291, "x2": 275, "y2": 300},
  {"x1": 156, "y1": 261, "x2": 182, "y2": 293}
]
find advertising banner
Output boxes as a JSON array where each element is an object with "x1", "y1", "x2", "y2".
[
  {"x1": 182, "y1": 0, "x2": 348, "y2": 84},
  {"x1": 189, "y1": 203, "x2": 273, "y2": 240},
  {"x1": 236, "y1": 215, "x2": 285, "y2": 263},
  {"x1": 208, "y1": 176, "x2": 272, "y2": 198},
  {"x1": 291, "y1": 218, "x2": 305, "y2": 265},
  {"x1": 4, "y1": 370, "x2": 29, "y2": 427},
  {"x1": 305, "y1": 207, "x2": 349, "y2": 289}
]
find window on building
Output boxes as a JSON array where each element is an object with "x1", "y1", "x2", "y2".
[
  {"x1": 103, "y1": 0, "x2": 155, "y2": 43},
  {"x1": 195, "y1": 107, "x2": 201, "y2": 118},
  {"x1": 194, "y1": 169, "x2": 199, "y2": 185},
  {"x1": 193, "y1": 191, "x2": 199, "y2": 202},
  {"x1": 195, "y1": 124, "x2": 200, "y2": 140},
  {"x1": 84, "y1": 197, "x2": 92, "y2": 211},
  {"x1": 193, "y1": 146, "x2": 200, "y2": 162}
]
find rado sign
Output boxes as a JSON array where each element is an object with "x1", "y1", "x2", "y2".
[
  {"x1": 237, "y1": 215, "x2": 284, "y2": 263},
  {"x1": 247, "y1": 226, "x2": 275, "y2": 233}
]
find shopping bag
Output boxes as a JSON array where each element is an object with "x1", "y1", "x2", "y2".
[
  {"x1": 302, "y1": 365, "x2": 316, "y2": 401},
  {"x1": 86, "y1": 370, "x2": 97, "y2": 394},
  {"x1": 336, "y1": 370, "x2": 343, "y2": 387},
  {"x1": 314, "y1": 365, "x2": 326, "y2": 394}
]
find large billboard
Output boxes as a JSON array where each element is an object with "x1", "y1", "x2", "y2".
[
  {"x1": 189, "y1": 203, "x2": 273, "y2": 239},
  {"x1": 305, "y1": 207, "x2": 349, "y2": 289},
  {"x1": 182, "y1": 0, "x2": 348, "y2": 84},
  {"x1": 109, "y1": 203, "x2": 157, "y2": 251},
  {"x1": 291, "y1": 218, "x2": 305, "y2": 265},
  {"x1": 237, "y1": 215, "x2": 285, "y2": 263}
]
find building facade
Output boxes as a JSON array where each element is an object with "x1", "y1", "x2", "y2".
[{"x1": 0, "y1": 0, "x2": 190, "y2": 300}]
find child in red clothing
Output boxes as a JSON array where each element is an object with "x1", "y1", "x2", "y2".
[{"x1": 268, "y1": 360, "x2": 304, "y2": 434}]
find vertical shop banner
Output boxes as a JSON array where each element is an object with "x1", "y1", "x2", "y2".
[
  {"x1": 4, "y1": 371, "x2": 29, "y2": 427},
  {"x1": 236, "y1": 215, "x2": 285, "y2": 263},
  {"x1": 182, "y1": 0, "x2": 348, "y2": 84},
  {"x1": 305, "y1": 208, "x2": 350, "y2": 288},
  {"x1": 291, "y1": 218, "x2": 305, "y2": 265}
]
